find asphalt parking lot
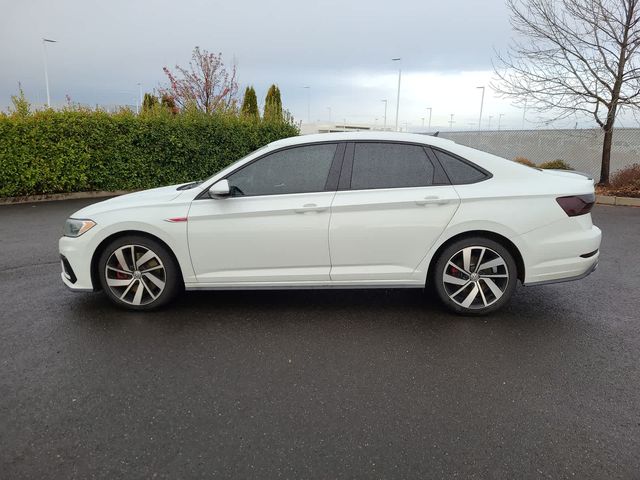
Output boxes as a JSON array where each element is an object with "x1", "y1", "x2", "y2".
[{"x1": 1, "y1": 199, "x2": 639, "y2": 479}]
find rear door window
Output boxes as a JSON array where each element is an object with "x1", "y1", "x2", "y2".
[{"x1": 351, "y1": 142, "x2": 436, "y2": 190}]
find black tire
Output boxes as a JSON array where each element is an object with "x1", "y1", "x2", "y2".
[
  {"x1": 433, "y1": 236, "x2": 518, "y2": 315},
  {"x1": 98, "y1": 235, "x2": 182, "y2": 310}
]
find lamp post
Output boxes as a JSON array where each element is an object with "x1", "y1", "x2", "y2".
[
  {"x1": 421, "y1": 117, "x2": 425, "y2": 128},
  {"x1": 137, "y1": 82, "x2": 142, "y2": 114},
  {"x1": 303, "y1": 86, "x2": 311, "y2": 123},
  {"x1": 449, "y1": 113, "x2": 455, "y2": 129},
  {"x1": 381, "y1": 99, "x2": 388, "y2": 130},
  {"x1": 426, "y1": 107, "x2": 432, "y2": 130},
  {"x1": 476, "y1": 86, "x2": 485, "y2": 130},
  {"x1": 498, "y1": 113, "x2": 505, "y2": 130},
  {"x1": 42, "y1": 38, "x2": 57, "y2": 107},
  {"x1": 392, "y1": 58, "x2": 401, "y2": 131}
]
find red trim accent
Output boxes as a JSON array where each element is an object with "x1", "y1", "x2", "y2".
[{"x1": 165, "y1": 217, "x2": 188, "y2": 223}]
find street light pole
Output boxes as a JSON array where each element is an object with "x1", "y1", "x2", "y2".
[
  {"x1": 392, "y1": 58, "x2": 401, "y2": 132},
  {"x1": 449, "y1": 113, "x2": 455, "y2": 129},
  {"x1": 498, "y1": 113, "x2": 505, "y2": 130},
  {"x1": 42, "y1": 38, "x2": 57, "y2": 108},
  {"x1": 137, "y1": 82, "x2": 142, "y2": 114},
  {"x1": 303, "y1": 86, "x2": 311, "y2": 123},
  {"x1": 381, "y1": 99, "x2": 388, "y2": 130},
  {"x1": 421, "y1": 117, "x2": 425, "y2": 128},
  {"x1": 426, "y1": 107, "x2": 432, "y2": 130},
  {"x1": 476, "y1": 86, "x2": 485, "y2": 131}
]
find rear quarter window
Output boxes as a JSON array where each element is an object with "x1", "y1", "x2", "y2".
[{"x1": 432, "y1": 149, "x2": 489, "y2": 184}]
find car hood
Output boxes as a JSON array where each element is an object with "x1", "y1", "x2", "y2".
[{"x1": 71, "y1": 184, "x2": 187, "y2": 218}]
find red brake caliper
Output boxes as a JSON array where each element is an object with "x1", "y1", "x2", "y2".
[{"x1": 116, "y1": 263, "x2": 128, "y2": 280}]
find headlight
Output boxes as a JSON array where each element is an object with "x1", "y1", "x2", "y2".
[{"x1": 63, "y1": 218, "x2": 96, "y2": 237}]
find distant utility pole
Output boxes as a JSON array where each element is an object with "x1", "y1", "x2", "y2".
[
  {"x1": 136, "y1": 82, "x2": 142, "y2": 114},
  {"x1": 498, "y1": 113, "x2": 505, "y2": 130},
  {"x1": 421, "y1": 117, "x2": 425, "y2": 128},
  {"x1": 42, "y1": 38, "x2": 57, "y2": 107},
  {"x1": 426, "y1": 107, "x2": 432, "y2": 130},
  {"x1": 381, "y1": 99, "x2": 388, "y2": 130},
  {"x1": 449, "y1": 113, "x2": 455, "y2": 129},
  {"x1": 392, "y1": 58, "x2": 402, "y2": 131},
  {"x1": 303, "y1": 86, "x2": 311, "y2": 123},
  {"x1": 477, "y1": 86, "x2": 485, "y2": 130}
]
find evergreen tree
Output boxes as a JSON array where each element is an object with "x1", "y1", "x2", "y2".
[
  {"x1": 240, "y1": 86, "x2": 259, "y2": 119},
  {"x1": 141, "y1": 93, "x2": 158, "y2": 113},
  {"x1": 263, "y1": 84, "x2": 283, "y2": 122},
  {"x1": 161, "y1": 94, "x2": 178, "y2": 115}
]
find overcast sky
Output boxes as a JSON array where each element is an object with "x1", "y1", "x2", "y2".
[{"x1": 1, "y1": 0, "x2": 625, "y2": 130}]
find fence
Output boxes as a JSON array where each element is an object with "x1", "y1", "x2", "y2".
[{"x1": 438, "y1": 128, "x2": 640, "y2": 179}]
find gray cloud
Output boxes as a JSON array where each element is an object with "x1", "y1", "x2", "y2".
[{"x1": 1, "y1": 0, "x2": 512, "y2": 123}]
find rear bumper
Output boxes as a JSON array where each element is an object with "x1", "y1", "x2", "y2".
[
  {"x1": 524, "y1": 256, "x2": 598, "y2": 286},
  {"x1": 520, "y1": 214, "x2": 601, "y2": 286}
]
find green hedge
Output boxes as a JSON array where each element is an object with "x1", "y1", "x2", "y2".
[{"x1": 0, "y1": 109, "x2": 298, "y2": 197}]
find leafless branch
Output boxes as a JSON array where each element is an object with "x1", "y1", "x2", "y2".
[
  {"x1": 159, "y1": 47, "x2": 238, "y2": 114},
  {"x1": 492, "y1": 0, "x2": 640, "y2": 183}
]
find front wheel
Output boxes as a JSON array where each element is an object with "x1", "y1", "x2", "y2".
[
  {"x1": 433, "y1": 237, "x2": 518, "y2": 315},
  {"x1": 98, "y1": 235, "x2": 182, "y2": 310}
]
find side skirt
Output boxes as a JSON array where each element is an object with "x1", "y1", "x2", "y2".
[{"x1": 185, "y1": 283, "x2": 425, "y2": 291}]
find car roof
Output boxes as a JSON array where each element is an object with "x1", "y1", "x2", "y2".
[{"x1": 268, "y1": 131, "x2": 457, "y2": 149}]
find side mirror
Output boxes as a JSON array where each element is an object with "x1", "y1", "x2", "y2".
[{"x1": 208, "y1": 179, "x2": 230, "y2": 198}]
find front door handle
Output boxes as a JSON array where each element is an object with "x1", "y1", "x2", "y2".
[
  {"x1": 294, "y1": 203, "x2": 327, "y2": 213},
  {"x1": 415, "y1": 196, "x2": 450, "y2": 206}
]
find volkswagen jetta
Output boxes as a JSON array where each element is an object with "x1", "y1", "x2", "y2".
[{"x1": 59, "y1": 132, "x2": 601, "y2": 314}]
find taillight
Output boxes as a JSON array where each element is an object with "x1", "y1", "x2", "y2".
[{"x1": 556, "y1": 194, "x2": 595, "y2": 217}]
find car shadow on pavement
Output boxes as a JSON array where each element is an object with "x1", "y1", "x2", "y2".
[{"x1": 65, "y1": 283, "x2": 581, "y2": 333}]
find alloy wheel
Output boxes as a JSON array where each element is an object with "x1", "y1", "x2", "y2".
[
  {"x1": 442, "y1": 246, "x2": 509, "y2": 310},
  {"x1": 104, "y1": 244, "x2": 166, "y2": 306}
]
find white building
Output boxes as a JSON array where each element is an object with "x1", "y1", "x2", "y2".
[{"x1": 300, "y1": 122, "x2": 395, "y2": 135}]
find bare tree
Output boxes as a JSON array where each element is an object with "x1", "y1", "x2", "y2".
[
  {"x1": 160, "y1": 47, "x2": 238, "y2": 114},
  {"x1": 493, "y1": 0, "x2": 640, "y2": 184}
]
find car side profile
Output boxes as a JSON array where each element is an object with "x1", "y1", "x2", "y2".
[{"x1": 59, "y1": 132, "x2": 601, "y2": 315}]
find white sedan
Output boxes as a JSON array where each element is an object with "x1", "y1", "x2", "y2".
[{"x1": 59, "y1": 132, "x2": 601, "y2": 315}]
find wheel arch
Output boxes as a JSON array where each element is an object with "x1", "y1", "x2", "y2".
[
  {"x1": 426, "y1": 230, "x2": 525, "y2": 285},
  {"x1": 90, "y1": 230, "x2": 184, "y2": 291}
]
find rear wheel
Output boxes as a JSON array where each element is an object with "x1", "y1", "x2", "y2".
[
  {"x1": 433, "y1": 237, "x2": 517, "y2": 315},
  {"x1": 98, "y1": 235, "x2": 181, "y2": 310}
]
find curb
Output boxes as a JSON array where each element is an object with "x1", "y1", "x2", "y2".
[
  {"x1": 0, "y1": 190, "x2": 134, "y2": 206},
  {"x1": 596, "y1": 194, "x2": 640, "y2": 207}
]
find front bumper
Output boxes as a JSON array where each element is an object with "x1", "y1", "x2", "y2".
[{"x1": 59, "y1": 235, "x2": 95, "y2": 291}]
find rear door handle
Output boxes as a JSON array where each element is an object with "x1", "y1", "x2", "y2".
[
  {"x1": 294, "y1": 203, "x2": 327, "y2": 213},
  {"x1": 415, "y1": 196, "x2": 449, "y2": 206}
]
